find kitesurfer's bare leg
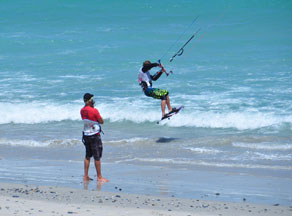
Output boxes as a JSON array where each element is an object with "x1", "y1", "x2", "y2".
[
  {"x1": 161, "y1": 100, "x2": 166, "y2": 117},
  {"x1": 166, "y1": 95, "x2": 172, "y2": 112},
  {"x1": 161, "y1": 96, "x2": 173, "y2": 117}
]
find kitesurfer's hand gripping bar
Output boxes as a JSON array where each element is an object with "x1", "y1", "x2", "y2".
[{"x1": 158, "y1": 60, "x2": 173, "y2": 76}]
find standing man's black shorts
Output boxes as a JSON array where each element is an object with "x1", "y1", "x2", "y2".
[{"x1": 82, "y1": 133, "x2": 103, "y2": 161}]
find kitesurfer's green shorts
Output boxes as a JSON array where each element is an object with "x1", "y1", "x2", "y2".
[{"x1": 144, "y1": 87, "x2": 169, "y2": 100}]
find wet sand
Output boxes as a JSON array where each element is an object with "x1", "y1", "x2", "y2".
[{"x1": 0, "y1": 183, "x2": 291, "y2": 216}]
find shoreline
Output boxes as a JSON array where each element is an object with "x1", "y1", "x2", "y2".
[
  {"x1": 1, "y1": 155, "x2": 292, "y2": 206},
  {"x1": 0, "y1": 183, "x2": 291, "y2": 216}
]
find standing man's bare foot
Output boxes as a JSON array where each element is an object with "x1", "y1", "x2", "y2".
[
  {"x1": 83, "y1": 176, "x2": 93, "y2": 181},
  {"x1": 97, "y1": 177, "x2": 109, "y2": 183}
]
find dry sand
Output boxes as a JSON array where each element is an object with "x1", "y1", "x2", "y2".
[{"x1": 0, "y1": 183, "x2": 291, "y2": 216}]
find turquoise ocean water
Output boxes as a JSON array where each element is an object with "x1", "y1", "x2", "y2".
[{"x1": 1, "y1": 0, "x2": 292, "y2": 205}]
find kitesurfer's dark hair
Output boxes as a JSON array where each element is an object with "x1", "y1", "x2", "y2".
[{"x1": 143, "y1": 60, "x2": 151, "y2": 67}]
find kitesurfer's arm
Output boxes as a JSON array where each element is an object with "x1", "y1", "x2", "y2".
[
  {"x1": 151, "y1": 69, "x2": 163, "y2": 81},
  {"x1": 151, "y1": 63, "x2": 166, "y2": 81},
  {"x1": 142, "y1": 62, "x2": 164, "y2": 81},
  {"x1": 142, "y1": 63, "x2": 160, "y2": 72}
]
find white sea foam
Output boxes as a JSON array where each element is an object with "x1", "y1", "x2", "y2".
[
  {"x1": 99, "y1": 101, "x2": 292, "y2": 130},
  {"x1": 224, "y1": 151, "x2": 292, "y2": 162},
  {"x1": 233, "y1": 142, "x2": 292, "y2": 150},
  {"x1": 184, "y1": 147, "x2": 223, "y2": 154},
  {"x1": 98, "y1": 101, "x2": 160, "y2": 123},
  {"x1": 0, "y1": 102, "x2": 81, "y2": 124},
  {"x1": 164, "y1": 111, "x2": 292, "y2": 130},
  {"x1": 118, "y1": 157, "x2": 292, "y2": 170},
  {"x1": 0, "y1": 137, "x2": 151, "y2": 148},
  {"x1": 106, "y1": 137, "x2": 150, "y2": 145},
  {"x1": 0, "y1": 138, "x2": 80, "y2": 147},
  {"x1": 252, "y1": 152, "x2": 292, "y2": 161}
]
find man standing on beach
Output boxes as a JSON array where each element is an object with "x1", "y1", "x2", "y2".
[{"x1": 80, "y1": 93, "x2": 109, "y2": 183}]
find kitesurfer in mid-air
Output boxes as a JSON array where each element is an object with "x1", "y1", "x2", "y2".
[{"x1": 138, "y1": 60, "x2": 178, "y2": 119}]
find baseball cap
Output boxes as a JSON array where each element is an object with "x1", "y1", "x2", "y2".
[{"x1": 83, "y1": 93, "x2": 94, "y2": 102}]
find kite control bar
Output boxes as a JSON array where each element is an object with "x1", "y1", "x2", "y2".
[{"x1": 158, "y1": 60, "x2": 173, "y2": 76}]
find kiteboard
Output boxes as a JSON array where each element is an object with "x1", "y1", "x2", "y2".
[{"x1": 157, "y1": 106, "x2": 184, "y2": 124}]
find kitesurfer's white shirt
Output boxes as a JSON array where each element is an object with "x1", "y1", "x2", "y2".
[{"x1": 138, "y1": 67, "x2": 152, "y2": 87}]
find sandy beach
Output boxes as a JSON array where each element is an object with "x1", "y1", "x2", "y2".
[{"x1": 0, "y1": 183, "x2": 291, "y2": 216}]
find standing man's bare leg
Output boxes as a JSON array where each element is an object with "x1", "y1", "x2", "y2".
[
  {"x1": 94, "y1": 160, "x2": 109, "y2": 182},
  {"x1": 84, "y1": 158, "x2": 92, "y2": 181}
]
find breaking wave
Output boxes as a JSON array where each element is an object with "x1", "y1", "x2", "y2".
[{"x1": 0, "y1": 101, "x2": 291, "y2": 131}]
